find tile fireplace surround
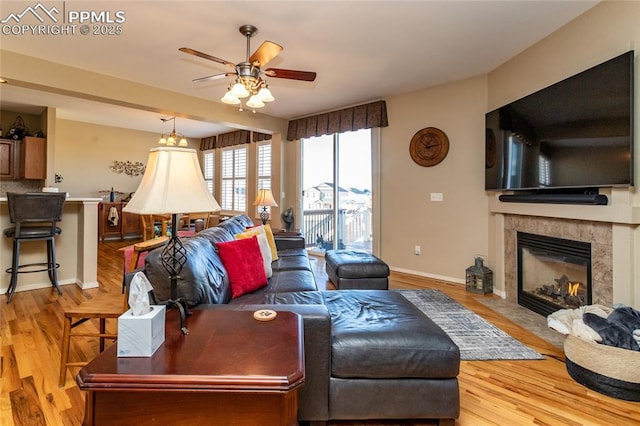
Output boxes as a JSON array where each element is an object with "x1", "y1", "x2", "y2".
[
  {"x1": 489, "y1": 190, "x2": 640, "y2": 310},
  {"x1": 504, "y1": 216, "x2": 611, "y2": 306}
]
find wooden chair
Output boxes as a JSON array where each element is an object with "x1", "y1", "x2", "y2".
[
  {"x1": 181, "y1": 212, "x2": 219, "y2": 230},
  {"x1": 139, "y1": 214, "x2": 154, "y2": 240},
  {"x1": 140, "y1": 214, "x2": 172, "y2": 240},
  {"x1": 58, "y1": 237, "x2": 168, "y2": 387},
  {"x1": 124, "y1": 236, "x2": 169, "y2": 275}
]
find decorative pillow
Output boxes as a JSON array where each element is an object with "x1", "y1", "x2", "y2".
[
  {"x1": 236, "y1": 225, "x2": 266, "y2": 244},
  {"x1": 262, "y1": 224, "x2": 279, "y2": 261},
  {"x1": 236, "y1": 231, "x2": 273, "y2": 278},
  {"x1": 216, "y1": 237, "x2": 268, "y2": 298},
  {"x1": 244, "y1": 224, "x2": 279, "y2": 261}
]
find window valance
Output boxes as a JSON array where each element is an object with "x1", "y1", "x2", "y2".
[
  {"x1": 200, "y1": 136, "x2": 216, "y2": 151},
  {"x1": 252, "y1": 132, "x2": 273, "y2": 142},
  {"x1": 286, "y1": 100, "x2": 388, "y2": 141},
  {"x1": 200, "y1": 131, "x2": 272, "y2": 150}
]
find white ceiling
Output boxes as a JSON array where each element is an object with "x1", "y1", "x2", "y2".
[{"x1": 0, "y1": 0, "x2": 598, "y2": 138}]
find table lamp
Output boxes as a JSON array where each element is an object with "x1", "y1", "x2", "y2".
[
  {"x1": 253, "y1": 189, "x2": 278, "y2": 225},
  {"x1": 124, "y1": 147, "x2": 221, "y2": 334}
]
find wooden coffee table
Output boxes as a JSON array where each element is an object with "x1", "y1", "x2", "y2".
[{"x1": 77, "y1": 309, "x2": 304, "y2": 426}]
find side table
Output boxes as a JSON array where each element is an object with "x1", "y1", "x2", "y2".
[{"x1": 77, "y1": 309, "x2": 304, "y2": 425}]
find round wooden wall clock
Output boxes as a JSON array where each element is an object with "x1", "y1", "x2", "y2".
[{"x1": 409, "y1": 127, "x2": 449, "y2": 167}]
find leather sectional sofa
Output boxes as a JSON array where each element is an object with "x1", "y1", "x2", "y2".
[{"x1": 133, "y1": 215, "x2": 460, "y2": 425}]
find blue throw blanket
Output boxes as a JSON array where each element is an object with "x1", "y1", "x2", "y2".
[{"x1": 584, "y1": 305, "x2": 640, "y2": 351}]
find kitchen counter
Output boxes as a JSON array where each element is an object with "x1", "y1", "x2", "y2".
[{"x1": 1, "y1": 197, "x2": 102, "y2": 296}]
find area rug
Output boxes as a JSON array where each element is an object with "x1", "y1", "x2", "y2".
[{"x1": 397, "y1": 290, "x2": 545, "y2": 361}]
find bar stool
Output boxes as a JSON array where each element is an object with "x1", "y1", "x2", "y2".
[
  {"x1": 58, "y1": 236, "x2": 168, "y2": 387},
  {"x1": 3, "y1": 192, "x2": 66, "y2": 303}
]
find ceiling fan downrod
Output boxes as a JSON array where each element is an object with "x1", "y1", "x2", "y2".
[{"x1": 239, "y1": 24, "x2": 258, "y2": 62}]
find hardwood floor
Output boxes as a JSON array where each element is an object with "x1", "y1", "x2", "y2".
[{"x1": 1, "y1": 242, "x2": 639, "y2": 425}]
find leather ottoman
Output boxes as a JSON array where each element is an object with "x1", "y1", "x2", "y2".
[
  {"x1": 325, "y1": 250, "x2": 390, "y2": 290},
  {"x1": 266, "y1": 290, "x2": 461, "y2": 422}
]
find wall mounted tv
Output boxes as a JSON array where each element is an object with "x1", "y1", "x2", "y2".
[{"x1": 485, "y1": 50, "x2": 634, "y2": 202}]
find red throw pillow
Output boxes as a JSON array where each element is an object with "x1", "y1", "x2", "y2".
[{"x1": 216, "y1": 237, "x2": 268, "y2": 298}]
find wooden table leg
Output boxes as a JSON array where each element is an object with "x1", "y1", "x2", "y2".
[{"x1": 58, "y1": 315, "x2": 72, "y2": 387}]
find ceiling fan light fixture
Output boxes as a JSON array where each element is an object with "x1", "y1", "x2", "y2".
[
  {"x1": 246, "y1": 95, "x2": 265, "y2": 109},
  {"x1": 221, "y1": 91, "x2": 241, "y2": 104},
  {"x1": 180, "y1": 24, "x2": 316, "y2": 113},
  {"x1": 256, "y1": 86, "x2": 274, "y2": 102},
  {"x1": 230, "y1": 82, "x2": 250, "y2": 98}
]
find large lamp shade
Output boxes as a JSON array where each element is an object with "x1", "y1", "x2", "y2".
[
  {"x1": 252, "y1": 189, "x2": 278, "y2": 208},
  {"x1": 122, "y1": 147, "x2": 220, "y2": 335},
  {"x1": 123, "y1": 147, "x2": 221, "y2": 215},
  {"x1": 253, "y1": 188, "x2": 278, "y2": 225}
]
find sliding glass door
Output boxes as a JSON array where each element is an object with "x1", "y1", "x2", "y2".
[{"x1": 302, "y1": 129, "x2": 372, "y2": 254}]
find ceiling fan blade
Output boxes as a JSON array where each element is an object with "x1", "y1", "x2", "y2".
[
  {"x1": 264, "y1": 68, "x2": 317, "y2": 82},
  {"x1": 249, "y1": 41, "x2": 283, "y2": 67},
  {"x1": 192, "y1": 72, "x2": 236, "y2": 83},
  {"x1": 179, "y1": 47, "x2": 236, "y2": 68}
]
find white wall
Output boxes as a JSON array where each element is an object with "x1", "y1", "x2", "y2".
[
  {"x1": 376, "y1": 1, "x2": 640, "y2": 289},
  {"x1": 486, "y1": 1, "x2": 640, "y2": 306},
  {"x1": 381, "y1": 75, "x2": 489, "y2": 282},
  {"x1": 54, "y1": 119, "x2": 196, "y2": 198}
]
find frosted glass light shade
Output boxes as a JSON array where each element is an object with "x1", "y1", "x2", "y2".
[
  {"x1": 230, "y1": 82, "x2": 250, "y2": 98},
  {"x1": 221, "y1": 91, "x2": 240, "y2": 105},
  {"x1": 246, "y1": 95, "x2": 265, "y2": 109},
  {"x1": 256, "y1": 87, "x2": 274, "y2": 102},
  {"x1": 123, "y1": 147, "x2": 221, "y2": 215}
]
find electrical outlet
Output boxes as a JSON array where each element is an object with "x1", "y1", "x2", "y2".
[
  {"x1": 430, "y1": 192, "x2": 443, "y2": 202},
  {"x1": 414, "y1": 245, "x2": 421, "y2": 255}
]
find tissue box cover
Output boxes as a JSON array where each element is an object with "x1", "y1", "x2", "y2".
[{"x1": 117, "y1": 305, "x2": 166, "y2": 357}]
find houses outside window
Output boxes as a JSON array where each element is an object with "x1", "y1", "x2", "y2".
[{"x1": 301, "y1": 129, "x2": 373, "y2": 253}]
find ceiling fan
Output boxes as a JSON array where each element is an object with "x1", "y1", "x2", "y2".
[{"x1": 179, "y1": 24, "x2": 316, "y2": 111}]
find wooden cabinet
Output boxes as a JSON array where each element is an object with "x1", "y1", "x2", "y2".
[
  {"x1": 20, "y1": 136, "x2": 47, "y2": 179},
  {"x1": 98, "y1": 202, "x2": 142, "y2": 241},
  {"x1": 122, "y1": 209, "x2": 142, "y2": 238},
  {"x1": 0, "y1": 137, "x2": 47, "y2": 180},
  {"x1": 0, "y1": 139, "x2": 19, "y2": 179}
]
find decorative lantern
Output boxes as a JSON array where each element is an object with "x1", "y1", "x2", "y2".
[{"x1": 466, "y1": 256, "x2": 493, "y2": 294}]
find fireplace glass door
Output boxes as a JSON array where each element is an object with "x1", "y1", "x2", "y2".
[{"x1": 517, "y1": 232, "x2": 592, "y2": 316}]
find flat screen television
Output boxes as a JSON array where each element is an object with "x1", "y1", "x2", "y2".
[{"x1": 485, "y1": 50, "x2": 634, "y2": 197}]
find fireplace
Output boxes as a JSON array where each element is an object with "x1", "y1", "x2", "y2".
[{"x1": 517, "y1": 232, "x2": 592, "y2": 317}]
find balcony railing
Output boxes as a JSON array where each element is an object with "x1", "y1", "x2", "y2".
[{"x1": 302, "y1": 208, "x2": 372, "y2": 253}]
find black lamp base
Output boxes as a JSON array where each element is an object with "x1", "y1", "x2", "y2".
[
  {"x1": 161, "y1": 213, "x2": 192, "y2": 335},
  {"x1": 166, "y1": 292, "x2": 191, "y2": 335},
  {"x1": 259, "y1": 207, "x2": 269, "y2": 226}
]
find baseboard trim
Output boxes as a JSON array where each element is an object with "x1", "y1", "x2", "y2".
[
  {"x1": 389, "y1": 266, "x2": 465, "y2": 285},
  {"x1": 0, "y1": 279, "x2": 77, "y2": 295},
  {"x1": 389, "y1": 267, "x2": 508, "y2": 298}
]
